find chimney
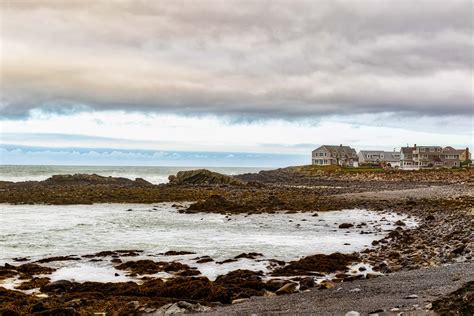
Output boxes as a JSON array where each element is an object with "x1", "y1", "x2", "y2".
[
  {"x1": 414, "y1": 144, "x2": 417, "y2": 149},
  {"x1": 466, "y1": 147, "x2": 470, "y2": 159}
]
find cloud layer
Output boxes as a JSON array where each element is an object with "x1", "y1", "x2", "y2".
[{"x1": 1, "y1": 0, "x2": 472, "y2": 118}]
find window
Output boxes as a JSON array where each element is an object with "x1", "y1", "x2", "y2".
[
  {"x1": 430, "y1": 148, "x2": 435, "y2": 152},
  {"x1": 420, "y1": 148, "x2": 425, "y2": 152},
  {"x1": 436, "y1": 148, "x2": 441, "y2": 152}
]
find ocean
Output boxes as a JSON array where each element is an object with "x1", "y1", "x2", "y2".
[{"x1": 0, "y1": 165, "x2": 266, "y2": 184}]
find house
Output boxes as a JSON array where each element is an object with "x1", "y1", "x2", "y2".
[
  {"x1": 312, "y1": 145, "x2": 359, "y2": 167},
  {"x1": 358, "y1": 150, "x2": 401, "y2": 168},
  {"x1": 400, "y1": 144, "x2": 470, "y2": 169},
  {"x1": 445, "y1": 147, "x2": 471, "y2": 162}
]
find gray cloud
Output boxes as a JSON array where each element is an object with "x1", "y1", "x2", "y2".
[{"x1": 1, "y1": 0, "x2": 472, "y2": 118}]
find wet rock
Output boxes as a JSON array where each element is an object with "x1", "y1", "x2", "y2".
[
  {"x1": 276, "y1": 282, "x2": 298, "y2": 295},
  {"x1": 234, "y1": 252, "x2": 264, "y2": 260},
  {"x1": 265, "y1": 279, "x2": 288, "y2": 292},
  {"x1": 215, "y1": 270, "x2": 266, "y2": 299},
  {"x1": 272, "y1": 253, "x2": 359, "y2": 276},
  {"x1": 195, "y1": 256, "x2": 214, "y2": 263},
  {"x1": 297, "y1": 277, "x2": 315, "y2": 291},
  {"x1": 34, "y1": 307, "x2": 78, "y2": 315},
  {"x1": 339, "y1": 223, "x2": 354, "y2": 229},
  {"x1": 115, "y1": 260, "x2": 192, "y2": 275},
  {"x1": 15, "y1": 277, "x2": 50, "y2": 290},
  {"x1": 36, "y1": 256, "x2": 80, "y2": 264},
  {"x1": 187, "y1": 195, "x2": 251, "y2": 213},
  {"x1": 216, "y1": 259, "x2": 238, "y2": 264},
  {"x1": 0, "y1": 265, "x2": 18, "y2": 280},
  {"x1": 41, "y1": 280, "x2": 74, "y2": 293},
  {"x1": 162, "y1": 250, "x2": 196, "y2": 256},
  {"x1": 42, "y1": 174, "x2": 152, "y2": 187},
  {"x1": 31, "y1": 302, "x2": 46, "y2": 313},
  {"x1": 16, "y1": 263, "x2": 55, "y2": 275},
  {"x1": 168, "y1": 169, "x2": 243, "y2": 186}
]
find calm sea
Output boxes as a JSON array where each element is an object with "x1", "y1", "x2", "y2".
[{"x1": 0, "y1": 165, "x2": 266, "y2": 184}]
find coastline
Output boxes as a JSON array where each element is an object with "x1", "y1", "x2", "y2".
[{"x1": 0, "y1": 167, "x2": 473, "y2": 315}]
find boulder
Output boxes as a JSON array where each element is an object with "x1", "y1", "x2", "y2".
[
  {"x1": 339, "y1": 223, "x2": 354, "y2": 229},
  {"x1": 168, "y1": 169, "x2": 244, "y2": 186},
  {"x1": 40, "y1": 280, "x2": 73, "y2": 293},
  {"x1": 276, "y1": 282, "x2": 298, "y2": 295}
]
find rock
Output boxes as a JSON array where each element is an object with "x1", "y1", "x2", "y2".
[
  {"x1": 176, "y1": 301, "x2": 211, "y2": 312},
  {"x1": 215, "y1": 270, "x2": 265, "y2": 298},
  {"x1": 452, "y1": 244, "x2": 466, "y2": 255},
  {"x1": 394, "y1": 220, "x2": 406, "y2": 226},
  {"x1": 168, "y1": 169, "x2": 243, "y2": 186},
  {"x1": 196, "y1": 257, "x2": 214, "y2": 263},
  {"x1": 265, "y1": 279, "x2": 288, "y2": 291},
  {"x1": 339, "y1": 223, "x2": 354, "y2": 229},
  {"x1": 345, "y1": 311, "x2": 360, "y2": 316},
  {"x1": 405, "y1": 294, "x2": 419, "y2": 299},
  {"x1": 187, "y1": 195, "x2": 250, "y2": 213},
  {"x1": 127, "y1": 300, "x2": 140, "y2": 310},
  {"x1": 15, "y1": 277, "x2": 50, "y2": 290},
  {"x1": 34, "y1": 307, "x2": 78, "y2": 316},
  {"x1": 36, "y1": 256, "x2": 80, "y2": 264},
  {"x1": 40, "y1": 279, "x2": 73, "y2": 293},
  {"x1": 298, "y1": 277, "x2": 315, "y2": 291},
  {"x1": 162, "y1": 250, "x2": 196, "y2": 256},
  {"x1": 272, "y1": 252, "x2": 359, "y2": 276},
  {"x1": 234, "y1": 252, "x2": 263, "y2": 260},
  {"x1": 349, "y1": 288, "x2": 361, "y2": 292},
  {"x1": 275, "y1": 282, "x2": 298, "y2": 295},
  {"x1": 365, "y1": 273, "x2": 381, "y2": 279},
  {"x1": 232, "y1": 298, "x2": 250, "y2": 304},
  {"x1": 42, "y1": 174, "x2": 152, "y2": 187},
  {"x1": 319, "y1": 280, "x2": 335, "y2": 289},
  {"x1": 115, "y1": 260, "x2": 192, "y2": 275},
  {"x1": 31, "y1": 302, "x2": 46, "y2": 313}
]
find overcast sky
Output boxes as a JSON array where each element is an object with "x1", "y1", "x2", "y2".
[{"x1": 1, "y1": 0, "x2": 473, "y2": 166}]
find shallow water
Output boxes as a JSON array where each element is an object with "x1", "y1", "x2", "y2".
[
  {"x1": 0, "y1": 165, "x2": 264, "y2": 184},
  {"x1": 0, "y1": 203, "x2": 416, "y2": 283}
]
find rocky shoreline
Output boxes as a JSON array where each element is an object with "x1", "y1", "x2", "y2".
[{"x1": 0, "y1": 167, "x2": 473, "y2": 315}]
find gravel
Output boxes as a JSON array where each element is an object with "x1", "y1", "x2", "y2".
[{"x1": 197, "y1": 262, "x2": 474, "y2": 315}]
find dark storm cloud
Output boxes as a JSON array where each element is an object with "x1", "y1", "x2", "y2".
[{"x1": 1, "y1": 0, "x2": 472, "y2": 118}]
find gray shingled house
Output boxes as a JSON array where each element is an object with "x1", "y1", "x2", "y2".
[
  {"x1": 358, "y1": 150, "x2": 401, "y2": 168},
  {"x1": 311, "y1": 145, "x2": 359, "y2": 167}
]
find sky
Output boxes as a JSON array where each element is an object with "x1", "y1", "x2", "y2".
[{"x1": 0, "y1": 0, "x2": 473, "y2": 167}]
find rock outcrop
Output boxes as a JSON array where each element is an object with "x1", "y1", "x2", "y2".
[
  {"x1": 168, "y1": 169, "x2": 244, "y2": 186},
  {"x1": 42, "y1": 174, "x2": 152, "y2": 187}
]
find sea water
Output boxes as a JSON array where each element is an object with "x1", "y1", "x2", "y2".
[
  {"x1": 0, "y1": 203, "x2": 416, "y2": 283},
  {"x1": 0, "y1": 165, "x2": 264, "y2": 184}
]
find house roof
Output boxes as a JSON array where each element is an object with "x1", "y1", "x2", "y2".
[
  {"x1": 314, "y1": 145, "x2": 357, "y2": 157},
  {"x1": 401, "y1": 146, "x2": 415, "y2": 154},
  {"x1": 359, "y1": 151, "x2": 401, "y2": 161}
]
